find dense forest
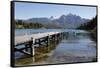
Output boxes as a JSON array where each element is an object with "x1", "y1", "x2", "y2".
[
  {"x1": 15, "y1": 20, "x2": 44, "y2": 29},
  {"x1": 77, "y1": 16, "x2": 97, "y2": 42}
]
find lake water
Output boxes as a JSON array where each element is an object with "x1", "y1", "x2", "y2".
[
  {"x1": 15, "y1": 29, "x2": 97, "y2": 66},
  {"x1": 15, "y1": 29, "x2": 88, "y2": 36}
]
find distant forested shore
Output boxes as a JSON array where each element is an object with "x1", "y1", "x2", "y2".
[
  {"x1": 15, "y1": 20, "x2": 62, "y2": 29},
  {"x1": 77, "y1": 16, "x2": 97, "y2": 42},
  {"x1": 15, "y1": 20, "x2": 44, "y2": 29}
]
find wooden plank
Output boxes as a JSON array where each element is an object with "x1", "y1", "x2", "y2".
[{"x1": 15, "y1": 32, "x2": 62, "y2": 46}]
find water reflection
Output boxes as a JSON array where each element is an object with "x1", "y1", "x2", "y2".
[
  {"x1": 15, "y1": 38, "x2": 61, "y2": 66},
  {"x1": 15, "y1": 30, "x2": 97, "y2": 66}
]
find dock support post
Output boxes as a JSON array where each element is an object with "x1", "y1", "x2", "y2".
[
  {"x1": 47, "y1": 35, "x2": 49, "y2": 47},
  {"x1": 30, "y1": 45, "x2": 33, "y2": 57},
  {"x1": 38, "y1": 39, "x2": 41, "y2": 46},
  {"x1": 29, "y1": 37, "x2": 34, "y2": 57}
]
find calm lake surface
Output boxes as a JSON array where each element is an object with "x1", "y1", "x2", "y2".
[{"x1": 15, "y1": 29, "x2": 97, "y2": 66}]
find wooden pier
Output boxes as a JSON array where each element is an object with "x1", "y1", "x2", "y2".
[
  {"x1": 15, "y1": 32, "x2": 64, "y2": 57},
  {"x1": 15, "y1": 30, "x2": 89, "y2": 57}
]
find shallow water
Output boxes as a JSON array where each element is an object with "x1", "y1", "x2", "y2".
[{"x1": 15, "y1": 29, "x2": 97, "y2": 66}]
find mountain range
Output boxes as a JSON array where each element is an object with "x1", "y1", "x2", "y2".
[{"x1": 16, "y1": 13, "x2": 90, "y2": 29}]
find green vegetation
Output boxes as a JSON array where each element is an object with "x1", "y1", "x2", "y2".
[
  {"x1": 92, "y1": 57, "x2": 97, "y2": 62},
  {"x1": 77, "y1": 16, "x2": 97, "y2": 30},
  {"x1": 77, "y1": 16, "x2": 97, "y2": 42},
  {"x1": 15, "y1": 20, "x2": 44, "y2": 29}
]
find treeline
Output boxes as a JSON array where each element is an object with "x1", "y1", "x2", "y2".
[
  {"x1": 77, "y1": 16, "x2": 97, "y2": 30},
  {"x1": 77, "y1": 16, "x2": 97, "y2": 42},
  {"x1": 15, "y1": 20, "x2": 44, "y2": 29}
]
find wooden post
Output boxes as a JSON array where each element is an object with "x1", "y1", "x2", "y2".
[
  {"x1": 30, "y1": 45, "x2": 33, "y2": 57},
  {"x1": 25, "y1": 42, "x2": 31, "y2": 52},
  {"x1": 38, "y1": 39, "x2": 41, "y2": 46},
  {"x1": 32, "y1": 38, "x2": 35, "y2": 56},
  {"x1": 29, "y1": 37, "x2": 33, "y2": 57},
  {"x1": 46, "y1": 35, "x2": 49, "y2": 47}
]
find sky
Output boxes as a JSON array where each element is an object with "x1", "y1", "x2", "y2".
[{"x1": 15, "y1": 2, "x2": 97, "y2": 20}]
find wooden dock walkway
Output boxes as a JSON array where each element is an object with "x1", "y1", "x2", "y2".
[
  {"x1": 15, "y1": 31, "x2": 64, "y2": 57},
  {"x1": 15, "y1": 32, "x2": 62, "y2": 45}
]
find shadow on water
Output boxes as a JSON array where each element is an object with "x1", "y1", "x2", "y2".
[{"x1": 15, "y1": 30, "x2": 97, "y2": 66}]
